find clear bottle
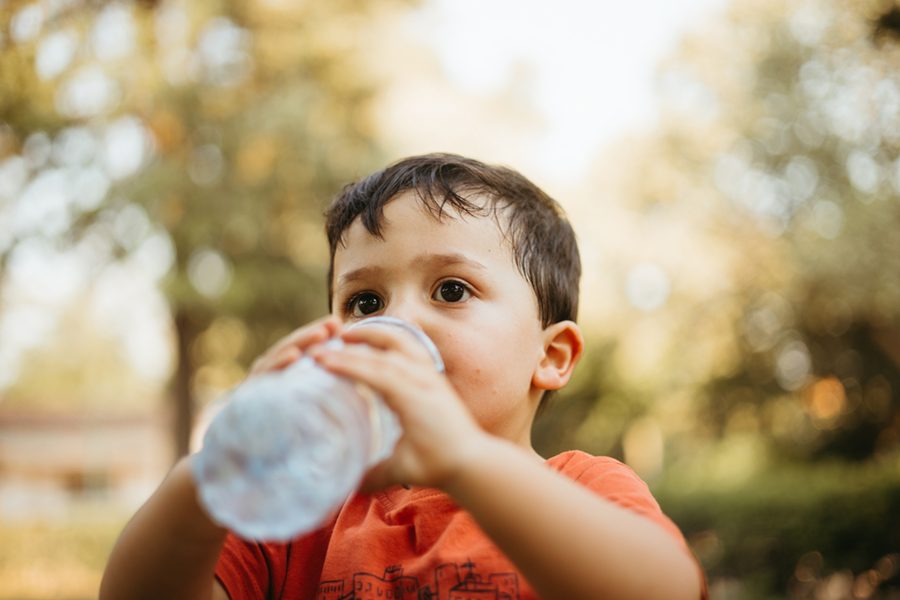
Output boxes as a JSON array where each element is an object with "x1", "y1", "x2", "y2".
[{"x1": 192, "y1": 316, "x2": 443, "y2": 541}]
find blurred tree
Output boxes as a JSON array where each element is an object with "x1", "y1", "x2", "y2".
[
  {"x1": 671, "y1": 0, "x2": 900, "y2": 462},
  {"x1": 534, "y1": 1, "x2": 900, "y2": 594},
  {"x1": 557, "y1": 0, "x2": 900, "y2": 465},
  {"x1": 1, "y1": 0, "x2": 414, "y2": 457},
  {"x1": 590, "y1": 0, "x2": 900, "y2": 595}
]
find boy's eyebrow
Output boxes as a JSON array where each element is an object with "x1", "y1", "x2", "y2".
[
  {"x1": 337, "y1": 266, "x2": 385, "y2": 286},
  {"x1": 336, "y1": 253, "x2": 487, "y2": 286},
  {"x1": 412, "y1": 252, "x2": 488, "y2": 271}
]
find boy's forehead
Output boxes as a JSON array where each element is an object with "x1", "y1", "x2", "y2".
[{"x1": 334, "y1": 191, "x2": 514, "y2": 268}]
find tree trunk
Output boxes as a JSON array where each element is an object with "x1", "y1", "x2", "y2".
[
  {"x1": 870, "y1": 324, "x2": 900, "y2": 371},
  {"x1": 172, "y1": 309, "x2": 196, "y2": 460}
]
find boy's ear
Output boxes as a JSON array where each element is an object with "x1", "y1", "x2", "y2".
[{"x1": 532, "y1": 320, "x2": 584, "y2": 391}]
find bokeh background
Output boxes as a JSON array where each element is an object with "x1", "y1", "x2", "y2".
[{"x1": 2, "y1": 0, "x2": 900, "y2": 598}]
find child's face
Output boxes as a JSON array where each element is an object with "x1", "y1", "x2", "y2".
[{"x1": 330, "y1": 191, "x2": 548, "y2": 444}]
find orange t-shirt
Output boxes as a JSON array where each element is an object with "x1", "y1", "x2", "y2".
[{"x1": 215, "y1": 450, "x2": 704, "y2": 599}]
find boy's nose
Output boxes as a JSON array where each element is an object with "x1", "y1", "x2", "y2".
[{"x1": 383, "y1": 295, "x2": 428, "y2": 332}]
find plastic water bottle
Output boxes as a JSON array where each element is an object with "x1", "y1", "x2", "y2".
[{"x1": 192, "y1": 316, "x2": 443, "y2": 541}]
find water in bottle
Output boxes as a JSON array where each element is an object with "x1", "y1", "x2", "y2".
[{"x1": 192, "y1": 316, "x2": 443, "y2": 541}]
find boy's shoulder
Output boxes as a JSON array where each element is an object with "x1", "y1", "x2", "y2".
[
  {"x1": 548, "y1": 450, "x2": 690, "y2": 548},
  {"x1": 547, "y1": 450, "x2": 658, "y2": 506},
  {"x1": 547, "y1": 449, "x2": 629, "y2": 477}
]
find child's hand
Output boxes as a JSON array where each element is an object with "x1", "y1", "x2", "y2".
[
  {"x1": 311, "y1": 324, "x2": 488, "y2": 491},
  {"x1": 247, "y1": 315, "x2": 342, "y2": 378}
]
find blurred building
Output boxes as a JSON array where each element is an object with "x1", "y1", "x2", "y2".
[{"x1": 0, "y1": 409, "x2": 170, "y2": 520}]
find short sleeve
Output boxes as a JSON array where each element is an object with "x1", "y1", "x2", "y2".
[
  {"x1": 551, "y1": 451, "x2": 686, "y2": 544},
  {"x1": 215, "y1": 534, "x2": 280, "y2": 599},
  {"x1": 215, "y1": 526, "x2": 333, "y2": 600},
  {"x1": 550, "y1": 450, "x2": 709, "y2": 599}
]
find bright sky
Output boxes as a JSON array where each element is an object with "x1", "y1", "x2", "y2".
[
  {"x1": 414, "y1": 0, "x2": 727, "y2": 181},
  {"x1": 0, "y1": 0, "x2": 729, "y2": 391}
]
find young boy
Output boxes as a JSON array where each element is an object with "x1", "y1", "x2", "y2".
[{"x1": 101, "y1": 154, "x2": 705, "y2": 600}]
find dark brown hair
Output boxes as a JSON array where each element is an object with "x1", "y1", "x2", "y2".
[{"x1": 324, "y1": 153, "x2": 581, "y2": 327}]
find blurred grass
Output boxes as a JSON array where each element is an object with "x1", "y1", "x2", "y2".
[{"x1": 0, "y1": 516, "x2": 127, "y2": 600}]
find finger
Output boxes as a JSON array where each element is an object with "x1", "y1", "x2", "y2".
[
  {"x1": 250, "y1": 316, "x2": 341, "y2": 376},
  {"x1": 312, "y1": 345, "x2": 430, "y2": 413},
  {"x1": 249, "y1": 345, "x2": 301, "y2": 377},
  {"x1": 276, "y1": 315, "x2": 341, "y2": 352}
]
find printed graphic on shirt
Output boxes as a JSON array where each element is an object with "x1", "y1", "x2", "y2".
[{"x1": 316, "y1": 560, "x2": 520, "y2": 600}]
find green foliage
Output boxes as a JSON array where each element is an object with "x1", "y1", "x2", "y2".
[
  {"x1": 617, "y1": 1, "x2": 900, "y2": 595},
  {"x1": 689, "y1": 0, "x2": 900, "y2": 459},
  {"x1": 657, "y1": 457, "x2": 900, "y2": 597},
  {"x1": 554, "y1": 1, "x2": 900, "y2": 596}
]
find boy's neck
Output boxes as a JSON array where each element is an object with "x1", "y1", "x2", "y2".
[{"x1": 491, "y1": 418, "x2": 545, "y2": 463}]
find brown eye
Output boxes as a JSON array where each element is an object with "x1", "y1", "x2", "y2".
[
  {"x1": 349, "y1": 292, "x2": 383, "y2": 317},
  {"x1": 433, "y1": 280, "x2": 470, "y2": 303}
]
